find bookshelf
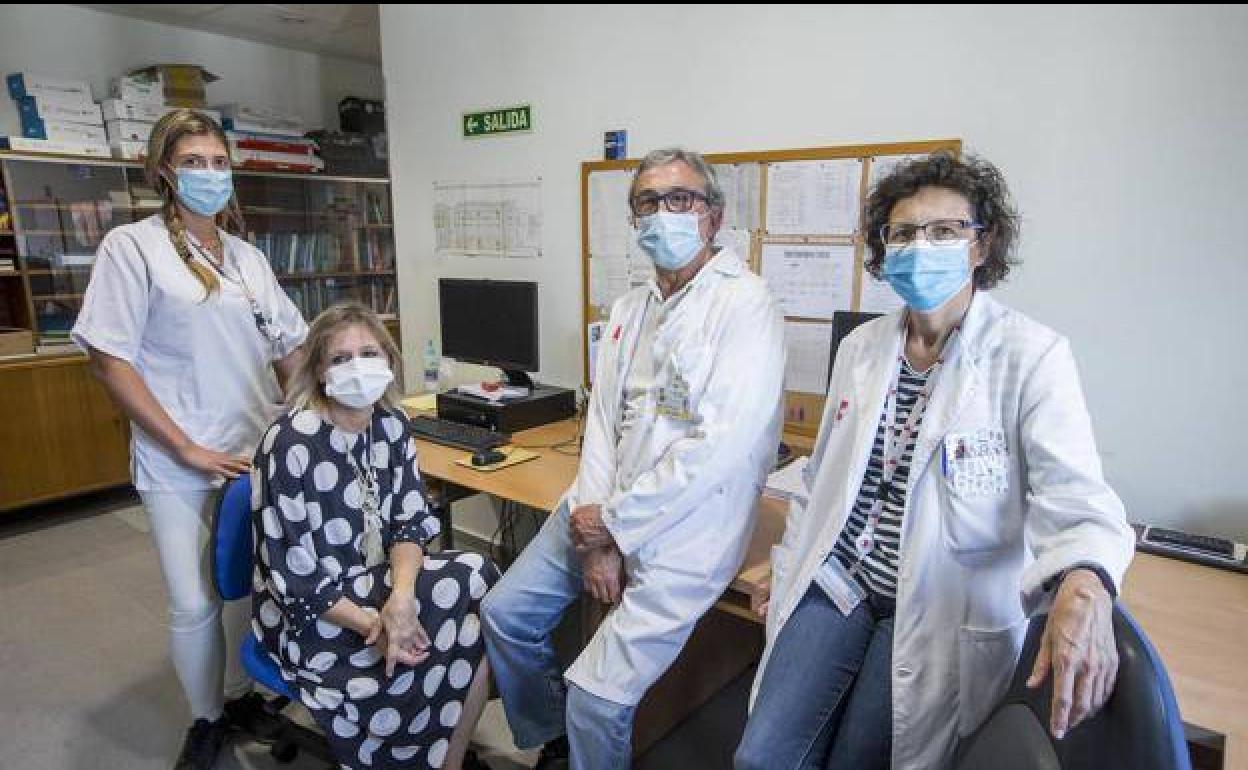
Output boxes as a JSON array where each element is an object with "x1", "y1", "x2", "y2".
[
  {"x1": 0, "y1": 151, "x2": 398, "y2": 514},
  {"x1": 0, "y1": 151, "x2": 398, "y2": 353}
]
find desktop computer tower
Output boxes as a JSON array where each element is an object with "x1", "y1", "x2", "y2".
[{"x1": 436, "y1": 384, "x2": 577, "y2": 433}]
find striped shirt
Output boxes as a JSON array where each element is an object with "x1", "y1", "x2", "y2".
[{"x1": 827, "y1": 359, "x2": 932, "y2": 600}]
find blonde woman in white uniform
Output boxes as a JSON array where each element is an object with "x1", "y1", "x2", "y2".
[{"x1": 72, "y1": 110, "x2": 308, "y2": 769}]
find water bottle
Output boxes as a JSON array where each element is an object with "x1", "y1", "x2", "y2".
[{"x1": 422, "y1": 339, "x2": 440, "y2": 393}]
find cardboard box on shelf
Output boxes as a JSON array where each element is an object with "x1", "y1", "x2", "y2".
[
  {"x1": 105, "y1": 119, "x2": 154, "y2": 143},
  {"x1": 6, "y1": 73, "x2": 93, "y2": 105},
  {"x1": 0, "y1": 136, "x2": 111, "y2": 158},
  {"x1": 128, "y1": 64, "x2": 218, "y2": 108},
  {"x1": 101, "y1": 99, "x2": 222, "y2": 125},
  {"x1": 17, "y1": 96, "x2": 103, "y2": 126},
  {"x1": 109, "y1": 139, "x2": 147, "y2": 161},
  {"x1": 100, "y1": 98, "x2": 166, "y2": 123},
  {"x1": 0, "y1": 328, "x2": 35, "y2": 357},
  {"x1": 110, "y1": 74, "x2": 164, "y2": 105},
  {"x1": 233, "y1": 147, "x2": 324, "y2": 173},
  {"x1": 22, "y1": 118, "x2": 108, "y2": 144}
]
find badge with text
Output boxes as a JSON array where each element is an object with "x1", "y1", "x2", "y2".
[
  {"x1": 657, "y1": 370, "x2": 695, "y2": 421},
  {"x1": 944, "y1": 428, "x2": 1009, "y2": 498}
]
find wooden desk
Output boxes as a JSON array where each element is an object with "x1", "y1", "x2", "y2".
[
  {"x1": 414, "y1": 418, "x2": 580, "y2": 515},
  {"x1": 1121, "y1": 553, "x2": 1248, "y2": 770}
]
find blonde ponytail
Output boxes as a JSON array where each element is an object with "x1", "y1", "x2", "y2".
[{"x1": 162, "y1": 200, "x2": 219, "y2": 295}]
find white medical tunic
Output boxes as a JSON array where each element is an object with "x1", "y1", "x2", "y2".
[{"x1": 72, "y1": 215, "x2": 308, "y2": 491}]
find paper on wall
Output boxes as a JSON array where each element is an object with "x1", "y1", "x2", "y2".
[
  {"x1": 433, "y1": 178, "x2": 543, "y2": 257},
  {"x1": 713, "y1": 162, "x2": 762, "y2": 231},
  {"x1": 784, "y1": 321, "x2": 835, "y2": 394},
  {"x1": 761, "y1": 243, "x2": 854, "y2": 320},
  {"x1": 766, "y1": 159, "x2": 863, "y2": 235}
]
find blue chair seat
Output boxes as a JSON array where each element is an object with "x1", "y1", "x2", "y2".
[
  {"x1": 243, "y1": 633, "x2": 295, "y2": 700},
  {"x1": 212, "y1": 474, "x2": 334, "y2": 766}
]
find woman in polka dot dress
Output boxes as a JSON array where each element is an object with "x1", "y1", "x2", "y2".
[{"x1": 250, "y1": 302, "x2": 499, "y2": 770}]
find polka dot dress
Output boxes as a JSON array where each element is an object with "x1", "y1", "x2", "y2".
[{"x1": 251, "y1": 407, "x2": 500, "y2": 769}]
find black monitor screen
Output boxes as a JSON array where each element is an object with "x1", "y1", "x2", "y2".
[
  {"x1": 829, "y1": 311, "x2": 883, "y2": 374},
  {"x1": 438, "y1": 279, "x2": 539, "y2": 372}
]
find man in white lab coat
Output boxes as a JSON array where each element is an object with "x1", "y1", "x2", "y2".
[{"x1": 481, "y1": 148, "x2": 786, "y2": 769}]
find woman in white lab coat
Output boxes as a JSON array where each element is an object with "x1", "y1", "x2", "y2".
[
  {"x1": 72, "y1": 110, "x2": 307, "y2": 769},
  {"x1": 735, "y1": 153, "x2": 1135, "y2": 770}
]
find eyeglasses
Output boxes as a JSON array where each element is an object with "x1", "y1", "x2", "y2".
[
  {"x1": 879, "y1": 218, "x2": 984, "y2": 245},
  {"x1": 629, "y1": 188, "x2": 708, "y2": 217}
]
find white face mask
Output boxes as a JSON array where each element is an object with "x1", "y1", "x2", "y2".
[{"x1": 324, "y1": 357, "x2": 394, "y2": 409}]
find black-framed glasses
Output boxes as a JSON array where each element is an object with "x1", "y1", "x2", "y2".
[
  {"x1": 879, "y1": 218, "x2": 984, "y2": 245},
  {"x1": 629, "y1": 188, "x2": 708, "y2": 217}
]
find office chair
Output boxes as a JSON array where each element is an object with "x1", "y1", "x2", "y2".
[
  {"x1": 956, "y1": 604, "x2": 1191, "y2": 770},
  {"x1": 211, "y1": 473, "x2": 336, "y2": 767}
]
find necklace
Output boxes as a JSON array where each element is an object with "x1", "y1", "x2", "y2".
[
  {"x1": 343, "y1": 421, "x2": 385, "y2": 567},
  {"x1": 187, "y1": 235, "x2": 285, "y2": 350}
]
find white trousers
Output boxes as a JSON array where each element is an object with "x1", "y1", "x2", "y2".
[{"x1": 140, "y1": 489, "x2": 252, "y2": 720}]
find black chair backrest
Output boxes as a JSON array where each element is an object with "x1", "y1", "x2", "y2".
[{"x1": 956, "y1": 604, "x2": 1191, "y2": 770}]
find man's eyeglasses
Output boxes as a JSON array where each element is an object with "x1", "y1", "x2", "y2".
[
  {"x1": 879, "y1": 219, "x2": 984, "y2": 245},
  {"x1": 630, "y1": 188, "x2": 708, "y2": 217}
]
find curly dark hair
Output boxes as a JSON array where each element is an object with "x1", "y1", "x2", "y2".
[{"x1": 864, "y1": 151, "x2": 1020, "y2": 289}]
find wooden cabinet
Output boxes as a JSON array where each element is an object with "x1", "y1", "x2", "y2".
[{"x1": 0, "y1": 354, "x2": 130, "y2": 512}]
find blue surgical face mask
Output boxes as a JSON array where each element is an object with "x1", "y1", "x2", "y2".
[
  {"x1": 882, "y1": 239, "x2": 972, "y2": 312},
  {"x1": 637, "y1": 211, "x2": 705, "y2": 271},
  {"x1": 175, "y1": 168, "x2": 234, "y2": 217}
]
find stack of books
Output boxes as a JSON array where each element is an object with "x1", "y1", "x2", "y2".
[{"x1": 218, "y1": 104, "x2": 323, "y2": 173}]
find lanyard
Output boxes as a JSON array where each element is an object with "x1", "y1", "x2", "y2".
[
  {"x1": 189, "y1": 236, "x2": 284, "y2": 349},
  {"x1": 344, "y1": 423, "x2": 386, "y2": 568},
  {"x1": 851, "y1": 325, "x2": 962, "y2": 563}
]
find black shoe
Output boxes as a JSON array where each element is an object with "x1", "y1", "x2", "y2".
[
  {"x1": 174, "y1": 717, "x2": 229, "y2": 770},
  {"x1": 462, "y1": 749, "x2": 493, "y2": 770},
  {"x1": 223, "y1": 692, "x2": 268, "y2": 733},
  {"x1": 533, "y1": 735, "x2": 570, "y2": 770}
]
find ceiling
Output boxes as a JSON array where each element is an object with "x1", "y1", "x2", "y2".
[{"x1": 78, "y1": 4, "x2": 382, "y2": 63}]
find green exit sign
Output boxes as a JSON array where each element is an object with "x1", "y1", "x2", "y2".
[{"x1": 463, "y1": 105, "x2": 533, "y2": 138}]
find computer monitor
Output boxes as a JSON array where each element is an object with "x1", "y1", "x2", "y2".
[
  {"x1": 829, "y1": 311, "x2": 883, "y2": 373},
  {"x1": 438, "y1": 278, "x2": 540, "y2": 387}
]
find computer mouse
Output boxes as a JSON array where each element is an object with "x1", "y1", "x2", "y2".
[{"x1": 471, "y1": 448, "x2": 507, "y2": 467}]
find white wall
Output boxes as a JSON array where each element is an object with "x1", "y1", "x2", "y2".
[
  {"x1": 382, "y1": 5, "x2": 1248, "y2": 540},
  {"x1": 0, "y1": 4, "x2": 383, "y2": 136}
]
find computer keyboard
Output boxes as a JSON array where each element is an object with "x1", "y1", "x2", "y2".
[
  {"x1": 409, "y1": 415, "x2": 511, "y2": 452},
  {"x1": 1143, "y1": 527, "x2": 1235, "y2": 558}
]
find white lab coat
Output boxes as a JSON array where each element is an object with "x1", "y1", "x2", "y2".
[
  {"x1": 563, "y1": 248, "x2": 785, "y2": 705},
  {"x1": 758, "y1": 292, "x2": 1134, "y2": 769}
]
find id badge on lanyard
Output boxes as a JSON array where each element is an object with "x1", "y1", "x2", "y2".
[
  {"x1": 853, "y1": 328, "x2": 961, "y2": 560},
  {"x1": 192, "y1": 238, "x2": 284, "y2": 350}
]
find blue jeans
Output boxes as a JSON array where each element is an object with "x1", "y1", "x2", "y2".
[
  {"x1": 735, "y1": 584, "x2": 894, "y2": 770},
  {"x1": 481, "y1": 503, "x2": 638, "y2": 770}
]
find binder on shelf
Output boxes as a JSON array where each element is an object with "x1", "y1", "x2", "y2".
[
  {"x1": 18, "y1": 96, "x2": 104, "y2": 127},
  {"x1": 20, "y1": 119, "x2": 108, "y2": 144},
  {"x1": 7, "y1": 73, "x2": 93, "y2": 105}
]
